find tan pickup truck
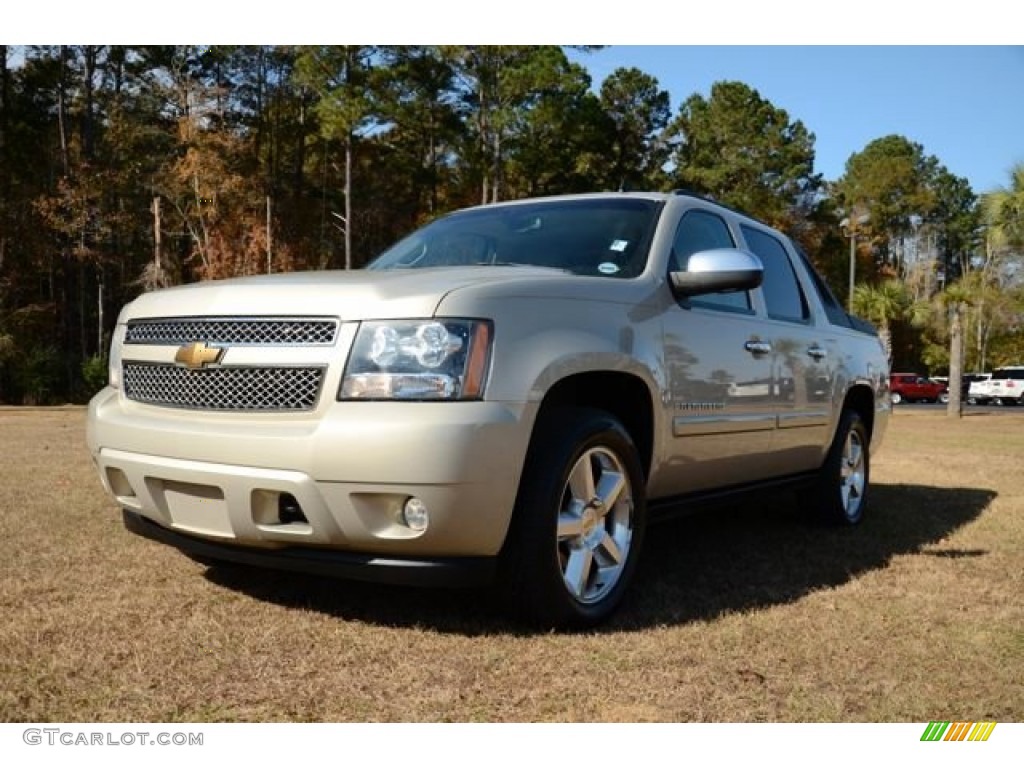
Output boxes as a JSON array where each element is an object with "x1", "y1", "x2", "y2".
[{"x1": 87, "y1": 191, "x2": 890, "y2": 627}]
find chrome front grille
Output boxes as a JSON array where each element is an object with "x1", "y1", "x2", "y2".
[
  {"x1": 125, "y1": 318, "x2": 338, "y2": 346},
  {"x1": 123, "y1": 364, "x2": 325, "y2": 411}
]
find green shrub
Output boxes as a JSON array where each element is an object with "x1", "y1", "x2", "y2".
[
  {"x1": 81, "y1": 355, "x2": 108, "y2": 398},
  {"x1": 13, "y1": 345, "x2": 63, "y2": 405}
]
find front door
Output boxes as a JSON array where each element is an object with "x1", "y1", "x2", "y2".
[{"x1": 660, "y1": 208, "x2": 777, "y2": 495}]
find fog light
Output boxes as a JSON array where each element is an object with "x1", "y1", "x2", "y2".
[{"x1": 402, "y1": 497, "x2": 430, "y2": 532}]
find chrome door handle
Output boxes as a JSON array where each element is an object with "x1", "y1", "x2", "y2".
[
  {"x1": 807, "y1": 345, "x2": 827, "y2": 360},
  {"x1": 744, "y1": 340, "x2": 772, "y2": 355}
]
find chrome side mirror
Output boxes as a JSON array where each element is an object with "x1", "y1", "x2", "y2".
[{"x1": 669, "y1": 248, "x2": 764, "y2": 298}]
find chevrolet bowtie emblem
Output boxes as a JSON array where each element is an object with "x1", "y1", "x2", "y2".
[{"x1": 174, "y1": 341, "x2": 224, "y2": 369}]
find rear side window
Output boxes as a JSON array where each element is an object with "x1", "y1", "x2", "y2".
[
  {"x1": 741, "y1": 225, "x2": 809, "y2": 323},
  {"x1": 794, "y1": 244, "x2": 850, "y2": 327},
  {"x1": 671, "y1": 210, "x2": 750, "y2": 312},
  {"x1": 993, "y1": 369, "x2": 1024, "y2": 380}
]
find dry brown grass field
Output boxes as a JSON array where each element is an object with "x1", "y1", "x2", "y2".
[{"x1": 1, "y1": 407, "x2": 1021, "y2": 722}]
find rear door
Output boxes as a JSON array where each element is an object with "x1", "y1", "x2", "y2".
[{"x1": 738, "y1": 224, "x2": 837, "y2": 474}]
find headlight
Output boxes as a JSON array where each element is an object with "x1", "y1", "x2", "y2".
[
  {"x1": 340, "y1": 319, "x2": 492, "y2": 400},
  {"x1": 108, "y1": 325, "x2": 126, "y2": 389}
]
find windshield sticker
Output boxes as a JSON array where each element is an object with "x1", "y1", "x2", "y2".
[
  {"x1": 598, "y1": 262, "x2": 620, "y2": 275},
  {"x1": 609, "y1": 239, "x2": 628, "y2": 252}
]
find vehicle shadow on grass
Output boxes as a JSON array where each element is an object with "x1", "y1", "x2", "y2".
[
  {"x1": 202, "y1": 482, "x2": 995, "y2": 635},
  {"x1": 623, "y1": 483, "x2": 995, "y2": 629}
]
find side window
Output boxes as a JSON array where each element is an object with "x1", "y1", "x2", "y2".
[
  {"x1": 671, "y1": 210, "x2": 750, "y2": 312},
  {"x1": 741, "y1": 225, "x2": 809, "y2": 322},
  {"x1": 794, "y1": 244, "x2": 850, "y2": 327}
]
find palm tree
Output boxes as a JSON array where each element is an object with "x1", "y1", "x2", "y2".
[
  {"x1": 983, "y1": 163, "x2": 1024, "y2": 250},
  {"x1": 955, "y1": 268, "x2": 1010, "y2": 372},
  {"x1": 970, "y1": 164, "x2": 1024, "y2": 370},
  {"x1": 937, "y1": 282, "x2": 973, "y2": 416},
  {"x1": 850, "y1": 280, "x2": 916, "y2": 363}
]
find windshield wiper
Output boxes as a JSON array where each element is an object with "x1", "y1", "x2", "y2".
[{"x1": 471, "y1": 261, "x2": 571, "y2": 272}]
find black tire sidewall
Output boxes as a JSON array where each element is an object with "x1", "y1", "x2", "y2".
[
  {"x1": 817, "y1": 410, "x2": 869, "y2": 526},
  {"x1": 499, "y1": 407, "x2": 647, "y2": 629}
]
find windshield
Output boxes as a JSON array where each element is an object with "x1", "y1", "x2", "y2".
[{"x1": 368, "y1": 198, "x2": 662, "y2": 278}]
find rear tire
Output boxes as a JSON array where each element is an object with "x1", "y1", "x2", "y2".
[
  {"x1": 804, "y1": 409, "x2": 869, "y2": 526},
  {"x1": 498, "y1": 407, "x2": 646, "y2": 629}
]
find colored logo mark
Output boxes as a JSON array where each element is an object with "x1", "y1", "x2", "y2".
[
  {"x1": 174, "y1": 341, "x2": 224, "y2": 370},
  {"x1": 921, "y1": 721, "x2": 996, "y2": 742}
]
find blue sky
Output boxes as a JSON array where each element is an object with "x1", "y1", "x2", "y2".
[{"x1": 568, "y1": 46, "x2": 1024, "y2": 195}]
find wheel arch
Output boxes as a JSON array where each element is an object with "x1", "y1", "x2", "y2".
[
  {"x1": 533, "y1": 371, "x2": 655, "y2": 482},
  {"x1": 842, "y1": 383, "x2": 876, "y2": 439}
]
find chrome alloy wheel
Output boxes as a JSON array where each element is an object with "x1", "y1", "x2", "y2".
[
  {"x1": 556, "y1": 446, "x2": 634, "y2": 604},
  {"x1": 841, "y1": 429, "x2": 866, "y2": 521}
]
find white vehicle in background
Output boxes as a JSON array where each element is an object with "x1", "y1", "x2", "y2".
[
  {"x1": 988, "y1": 366, "x2": 1024, "y2": 406},
  {"x1": 966, "y1": 373, "x2": 994, "y2": 405}
]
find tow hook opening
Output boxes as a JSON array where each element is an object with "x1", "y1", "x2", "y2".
[{"x1": 278, "y1": 493, "x2": 308, "y2": 525}]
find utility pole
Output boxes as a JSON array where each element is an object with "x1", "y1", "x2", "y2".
[
  {"x1": 266, "y1": 194, "x2": 272, "y2": 274},
  {"x1": 848, "y1": 232, "x2": 856, "y2": 311},
  {"x1": 97, "y1": 278, "x2": 104, "y2": 358},
  {"x1": 152, "y1": 196, "x2": 162, "y2": 273},
  {"x1": 841, "y1": 212, "x2": 870, "y2": 312},
  {"x1": 144, "y1": 195, "x2": 168, "y2": 291}
]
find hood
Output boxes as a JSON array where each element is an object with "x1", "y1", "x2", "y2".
[{"x1": 119, "y1": 266, "x2": 566, "y2": 322}]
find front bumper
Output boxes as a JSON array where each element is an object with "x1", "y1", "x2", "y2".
[
  {"x1": 123, "y1": 510, "x2": 496, "y2": 587},
  {"x1": 88, "y1": 387, "x2": 535, "y2": 559}
]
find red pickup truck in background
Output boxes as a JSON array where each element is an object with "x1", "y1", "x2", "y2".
[{"x1": 889, "y1": 373, "x2": 948, "y2": 404}]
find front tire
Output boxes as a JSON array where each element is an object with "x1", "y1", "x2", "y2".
[
  {"x1": 499, "y1": 407, "x2": 646, "y2": 629},
  {"x1": 805, "y1": 409, "x2": 869, "y2": 526}
]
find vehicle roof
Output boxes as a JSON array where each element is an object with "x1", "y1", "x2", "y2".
[{"x1": 461, "y1": 190, "x2": 769, "y2": 226}]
